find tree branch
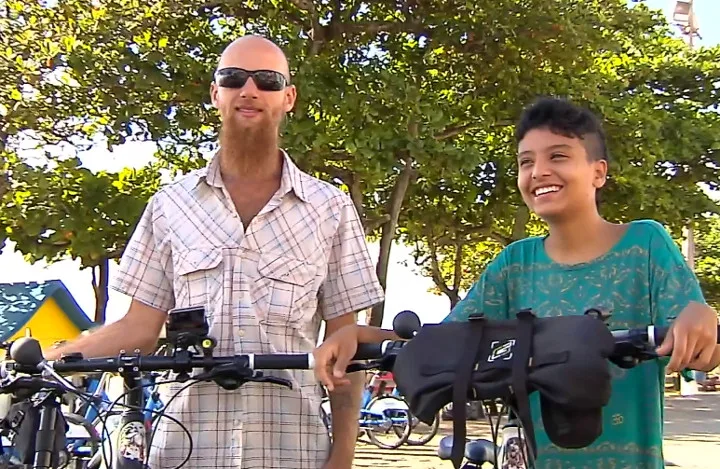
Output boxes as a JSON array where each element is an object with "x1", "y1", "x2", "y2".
[
  {"x1": 452, "y1": 241, "x2": 463, "y2": 292},
  {"x1": 510, "y1": 205, "x2": 530, "y2": 241},
  {"x1": 288, "y1": 0, "x2": 323, "y2": 57},
  {"x1": 435, "y1": 225, "x2": 491, "y2": 246},
  {"x1": 428, "y1": 238, "x2": 452, "y2": 297},
  {"x1": 348, "y1": 173, "x2": 364, "y2": 220},
  {"x1": 364, "y1": 214, "x2": 391, "y2": 235},
  {"x1": 347, "y1": 0, "x2": 363, "y2": 20},
  {"x1": 488, "y1": 232, "x2": 511, "y2": 246},
  {"x1": 434, "y1": 120, "x2": 513, "y2": 140},
  {"x1": 336, "y1": 20, "x2": 425, "y2": 36}
]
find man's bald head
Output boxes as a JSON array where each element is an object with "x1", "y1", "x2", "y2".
[{"x1": 217, "y1": 35, "x2": 291, "y2": 81}]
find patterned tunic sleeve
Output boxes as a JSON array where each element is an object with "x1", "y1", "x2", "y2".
[
  {"x1": 646, "y1": 220, "x2": 706, "y2": 328},
  {"x1": 443, "y1": 249, "x2": 510, "y2": 323}
]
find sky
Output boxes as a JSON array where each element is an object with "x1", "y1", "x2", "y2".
[{"x1": 0, "y1": 0, "x2": 718, "y2": 329}]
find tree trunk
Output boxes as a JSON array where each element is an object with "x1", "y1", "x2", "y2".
[
  {"x1": 348, "y1": 173, "x2": 364, "y2": 221},
  {"x1": 511, "y1": 206, "x2": 530, "y2": 241},
  {"x1": 449, "y1": 241, "x2": 464, "y2": 309},
  {"x1": 91, "y1": 258, "x2": 110, "y2": 324},
  {"x1": 0, "y1": 129, "x2": 9, "y2": 200},
  {"x1": 367, "y1": 158, "x2": 415, "y2": 327}
]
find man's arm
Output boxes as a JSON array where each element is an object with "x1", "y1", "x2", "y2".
[
  {"x1": 44, "y1": 300, "x2": 167, "y2": 360},
  {"x1": 312, "y1": 196, "x2": 385, "y2": 467},
  {"x1": 323, "y1": 314, "x2": 365, "y2": 468},
  {"x1": 46, "y1": 194, "x2": 175, "y2": 361},
  {"x1": 355, "y1": 326, "x2": 399, "y2": 343}
]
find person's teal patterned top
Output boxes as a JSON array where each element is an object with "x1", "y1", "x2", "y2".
[{"x1": 445, "y1": 220, "x2": 706, "y2": 469}]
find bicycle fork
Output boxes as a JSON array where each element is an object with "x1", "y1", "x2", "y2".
[
  {"x1": 34, "y1": 398, "x2": 61, "y2": 469},
  {"x1": 88, "y1": 372, "x2": 148, "y2": 469}
]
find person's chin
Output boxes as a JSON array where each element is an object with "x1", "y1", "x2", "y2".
[{"x1": 532, "y1": 204, "x2": 566, "y2": 223}]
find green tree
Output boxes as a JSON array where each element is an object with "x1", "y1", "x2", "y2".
[
  {"x1": 400, "y1": 1, "x2": 720, "y2": 310},
  {"x1": 3, "y1": 0, "x2": 718, "y2": 327},
  {"x1": 695, "y1": 214, "x2": 720, "y2": 310},
  {"x1": 0, "y1": 154, "x2": 162, "y2": 322}
]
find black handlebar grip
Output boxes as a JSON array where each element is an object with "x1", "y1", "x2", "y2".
[
  {"x1": 251, "y1": 354, "x2": 311, "y2": 370},
  {"x1": 650, "y1": 325, "x2": 720, "y2": 347},
  {"x1": 353, "y1": 343, "x2": 386, "y2": 361}
]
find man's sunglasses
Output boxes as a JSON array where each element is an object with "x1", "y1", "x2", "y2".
[{"x1": 214, "y1": 67, "x2": 288, "y2": 92}]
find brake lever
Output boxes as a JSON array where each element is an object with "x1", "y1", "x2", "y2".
[
  {"x1": 610, "y1": 341, "x2": 659, "y2": 369},
  {"x1": 199, "y1": 364, "x2": 294, "y2": 391},
  {"x1": 250, "y1": 374, "x2": 293, "y2": 389},
  {"x1": 346, "y1": 355, "x2": 398, "y2": 374}
]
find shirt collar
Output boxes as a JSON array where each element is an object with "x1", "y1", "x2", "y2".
[{"x1": 195, "y1": 149, "x2": 309, "y2": 203}]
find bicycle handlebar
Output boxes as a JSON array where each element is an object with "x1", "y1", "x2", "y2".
[
  {"x1": 610, "y1": 324, "x2": 720, "y2": 348},
  {"x1": 5, "y1": 338, "x2": 401, "y2": 375},
  {"x1": 3, "y1": 310, "x2": 717, "y2": 394}
]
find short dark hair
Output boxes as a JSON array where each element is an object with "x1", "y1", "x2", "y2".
[{"x1": 515, "y1": 97, "x2": 609, "y2": 163}]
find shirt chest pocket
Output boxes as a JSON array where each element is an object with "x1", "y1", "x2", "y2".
[
  {"x1": 254, "y1": 254, "x2": 318, "y2": 327},
  {"x1": 174, "y1": 248, "x2": 224, "y2": 311}
]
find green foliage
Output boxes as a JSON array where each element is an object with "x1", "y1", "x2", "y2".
[
  {"x1": 399, "y1": 2, "x2": 720, "y2": 307},
  {"x1": 695, "y1": 215, "x2": 720, "y2": 310},
  {"x1": 0, "y1": 155, "x2": 162, "y2": 267},
  {"x1": 1, "y1": 0, "x2": 719, "y2": 323}
]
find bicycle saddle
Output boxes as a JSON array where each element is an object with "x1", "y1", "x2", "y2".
[{"x1": 438, "y1": 435, "x2": 496, "y2": 465}]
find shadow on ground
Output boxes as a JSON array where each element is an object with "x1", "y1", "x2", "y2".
[{"x1": 353, "y1": 393, "x2": 720, "y2": 469}]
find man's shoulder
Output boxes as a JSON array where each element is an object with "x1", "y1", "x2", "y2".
[
  {"x1": 153, "y1": 167, "x2": 208, "y2": 199},
  {"x1": 132, "y1": 169, "x2": 205, "y2": 218},
  {"x1": 297, "y1": 171, "x2": 351, "y2": 205},
  {"x1": 614, "y1": 220, "x2": 675, "y2": 253},
  {"x1": 287, "y1": 158, "x2": 355, "y2": 210}
]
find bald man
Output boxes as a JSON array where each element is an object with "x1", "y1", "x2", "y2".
[{"x1": 46, "y1": 36, "x2": 385, "y2": 469}]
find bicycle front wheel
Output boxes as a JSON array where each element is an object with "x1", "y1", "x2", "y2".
[{"x1": 365, "y1": 395, "x2": 411, "y2": 449}]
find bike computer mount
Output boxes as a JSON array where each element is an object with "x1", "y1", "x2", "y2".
[
  {"x1": 165, "y1": 305, "x2": 218, "y2": 367},
  {"x1": 164, "y1": 306, "x2": 292, "y2": 390}
]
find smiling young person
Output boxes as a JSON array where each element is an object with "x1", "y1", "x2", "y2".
[{"x1": 441, "y1": 97, "x2": 720, "y2": 468}]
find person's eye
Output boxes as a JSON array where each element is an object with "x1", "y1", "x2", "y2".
[
  {"x1": 551, "y1": 153, "x2": 568, "y2": 159},
  {"x1": 518, "y1": 158, "x2": 532, "y2": 166}
]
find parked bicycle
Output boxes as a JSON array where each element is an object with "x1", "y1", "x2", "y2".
[
  {"x1": 0, "y1": 306, "x2": 413, "y2": 469},
  {"x1": 365, "y1": 371, "x2": 440, "y2": 447},
  {"x1": 319, "y1": 376, "x2": 412, "y2": 450}
]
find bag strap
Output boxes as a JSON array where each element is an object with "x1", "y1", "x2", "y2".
[
  {"x1": 450, "y1": 314, "x2": 486, "y2": 469},
  {"x1": 511, "y1": 309, "x2": 537, "y2": 458}
]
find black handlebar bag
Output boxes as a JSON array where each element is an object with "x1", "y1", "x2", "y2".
[{"x1": 392, "y1": 310, "x2": 616, "y2": 469}]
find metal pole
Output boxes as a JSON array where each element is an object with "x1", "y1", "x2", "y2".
[{"x1": 673, "y1": 0, "x2": 698, "y2": 270}]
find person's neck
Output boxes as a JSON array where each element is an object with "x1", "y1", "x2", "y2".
[
  {"x1": 545, "y1": 211, "x2": 616, "y2": 260},
  {"x1": 218, "y1": 141, "x2": 283, "y2": 184}
]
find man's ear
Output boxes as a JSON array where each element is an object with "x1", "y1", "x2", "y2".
[
  {"x1": 210, "y1": 82, "x2": 219, "y2": 108},
  {"x1": 284, "y1": 84, "x2": 297, "y2": 113}
]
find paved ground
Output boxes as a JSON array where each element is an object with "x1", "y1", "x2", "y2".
[{"x1": 353, "y1": 393, "x2": 720, "y2": 469}]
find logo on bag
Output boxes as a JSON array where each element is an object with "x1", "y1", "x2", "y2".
[{"x1": 488, "y1": 339, "x2": 515, "y2": 362}]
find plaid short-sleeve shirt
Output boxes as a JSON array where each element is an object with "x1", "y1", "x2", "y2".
[{"x1": 110, "y1": 151, "x2": 384, "y2": 469}]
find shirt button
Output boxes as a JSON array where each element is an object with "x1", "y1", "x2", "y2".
[{"x1": 237, "y1": 329, "x2": 245, "y2": 338}]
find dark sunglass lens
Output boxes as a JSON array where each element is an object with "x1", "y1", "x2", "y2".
[
  {"x1": 253, "y1": 71, "x2": 286, "y2": 91},
  {"x1": 216, "y1": 69, "x2": 249, "y2": 88}
]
